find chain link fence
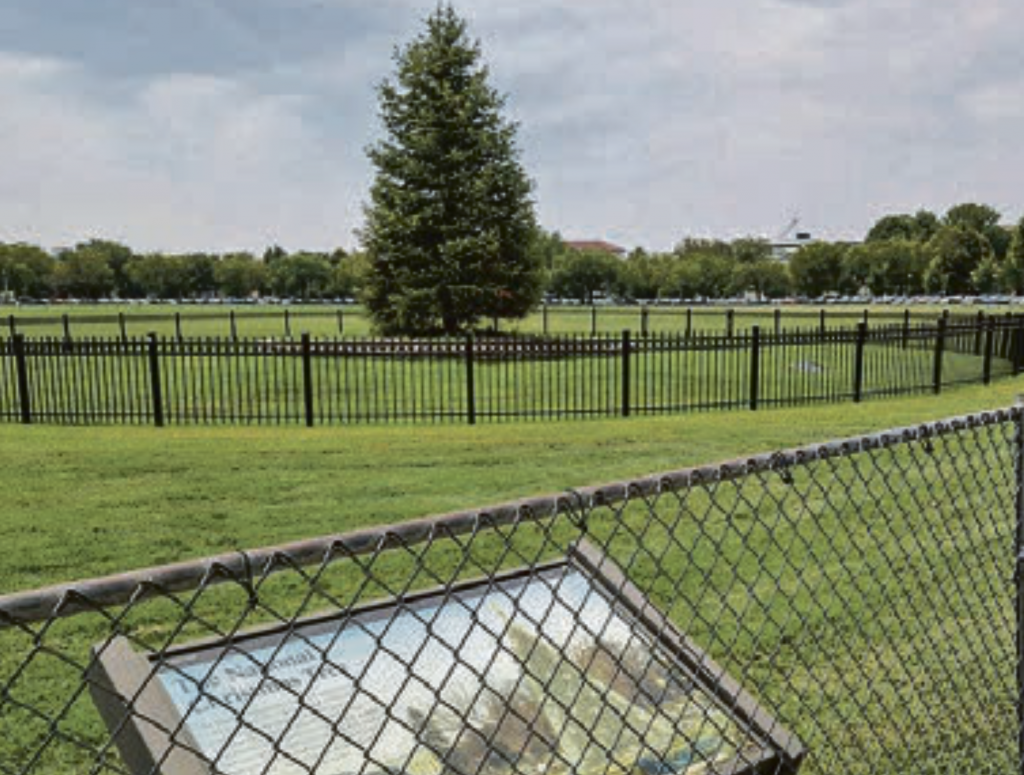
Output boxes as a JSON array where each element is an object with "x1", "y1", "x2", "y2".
[{"x1": 2, "y1": 408, "x2": 1022, "y2": 774}]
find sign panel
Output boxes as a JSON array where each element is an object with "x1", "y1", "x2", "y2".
[{"x1": 91, "y1": 545, "x2": 803, "y2": 775}]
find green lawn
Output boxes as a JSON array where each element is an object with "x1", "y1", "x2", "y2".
[
  {"x1": 1, "y1": 377, "x2": 1022, "y2": 593},
  {"x1": 1, "y1": 302, "x2": 986, "y2": 339},
  {"x1": 1, "y1": 375, "x2": 1022, "y2": 775}
]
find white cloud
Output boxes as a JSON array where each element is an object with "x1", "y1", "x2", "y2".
[
  {"x1": 0, "y1": 51, "x2": 362, "y2": 252},
  {"x1": 3, "y1": 0, "x2": 1024, "y2": 252}
]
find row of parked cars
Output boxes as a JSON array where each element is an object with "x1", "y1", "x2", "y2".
[
  {"x1": 868, "y1": 295, "x2": 1023, "y2": 306},
  {"x1": 7, "y1": 296, "x2": 360, "y2": 306}
]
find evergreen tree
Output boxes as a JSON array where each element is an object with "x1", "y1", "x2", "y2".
[{"x1": 362, "y1": 5, "x2": 542, "y2": 335}]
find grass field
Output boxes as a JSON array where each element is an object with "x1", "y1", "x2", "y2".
[
  {"x1": 2, "y1": 376, "x2": 1022, "y2": 593},
  {"x1": 1, "y1": 302, "x2": 984, "y2": 340},
  {"x1": 2, "y1": 351, "x2": 1022, "y2": 775}
]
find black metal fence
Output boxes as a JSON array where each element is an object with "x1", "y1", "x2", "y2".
[
  {"x1": 1, "y1": 315, "x2": 1022, "y2": 426},
  {"x1": 1, "y1": 408, "x2": 1021, "y2": 774}
]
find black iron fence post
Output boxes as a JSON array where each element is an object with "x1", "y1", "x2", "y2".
[
  {"x1": 983, "y1": 318, "x2": 995, "y2": 385},
  {"x1": 1005, "y1": 312, "x2": 1015, "y2": 362},
  {"x1": 62, "y1": 313, "x2": 71, "y2": 342},
  {"x1": 285, "y1": 309, "x2": 292, "y2": 338},
  {"x1": 301, "y1": 333, "x2": 314, "y2": 428},
  {"x1": 749, "y1": 325, "x2": 760, "y2": 411},
  {"x1": 1015, "y1": 316, "x2": 1024, "y2": 376},
  {"x1": 591, "y1": 305, "x2": 597, "y2": 336},
  {"x1": 862, "y1": 308, "x2": 869, "y2": 327},
  {"x1": 726, "y1": 309, "x2": 735, "y2": 339},
  {"x1": 819, "y1": 308, "x2": 826, "y2": 334},
  {"x1": 337, "y1": 309, "x2": 344, "y2": 335},
  {"x1": 542, "y1": 304, "x2": 549, "y2": 336},
  {"x1": 853, "y1": 322, "x2": 867, "y2": 403},
  {"x1": 686, "y1": 307, "x2": 693, "y2": 338},
  {"x1": 13, "y1": 333, "x2": 31, "y2": 424},
  {"x1": 147, "y1": 332, "x2": 164, "y2": 428},
  {"x1": 621, "y1": 330, "x2": 631, "y2": 417},
  {"x1": 774, "y1": 308, "x2": 782, "y2": 336},
  {"x1": 933, "y1": 317, "x2": 947, "y2": 394},
  {"x1": 902, "y1": 309, "x2": 910, "y2": 349},
  {"x1": 465, "y1": 335, "x2": 476, "y2": 425},
  {"x1": 118, "y1": 312, "x2": 127, "y2": 343},
  {"x1": 640, "y1": 306, "x2": 649, "y2": 338},
  {"x1": 175, "y1": 312, "x2": 183, "y2": 341},
  {"x1": 229, "y1": 310, "x2": 238, "y2": 340},
  {"x1": 7, "y1": 314, "x2": 15, "y2": 338},
  {"x1": 1014, "y1": 404, "x2": 1024, "y2": 775},
  {"x1": 975, "y1": 311, "x2": 985, "y2": 355}
]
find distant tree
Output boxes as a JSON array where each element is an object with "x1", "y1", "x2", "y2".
[
  {"x1": 866, "y1": 214, "x2": 919, "y2": 243},
  {"x1": 673, "y1": 237, "x2": 732, "y2": 259},
  {"x1": 68, "y1": 239, "x2": 134, "y2": 297},
  {"x1": 362, "y1": 5, "x2": 542, "y2": 334},
  {"x1": 730, "y1": 237, "x2": 772, "y2": 264},
  {"x1": 913, "y1": 210, "x2": 941, "y2": 242},
  {"x1": 669, "y1": 251, "x2": 735, "y2": 300},
  {"x1": 52, "y1": 244, "x2": 116, "y2": 299},
  {"x1": 532, "y1": 229, "x2": 570, "y2": 271},
  {"x1": 263, "y1": 245, "x2": 288, "y2": 266},
  {"x1": 866, "y1": 210, "x2": 941, "y2": 245},
  {"x1": 924, "y1": 225, "x2": 991, "y2": 295},
  {"x1": 215, "y1": 252, "x2": 265, "y2": 298},
  {"x1": 733, "y1": 260, "x2": 790, "y2": 299},
  {"x1": 179, "y1": 253, "x2": 219, "y2": 298},
  {"x1": 614, "y1": 249, "x2": 665, "y2": 302},
  {"x1": 270, "y1": 252, "x2": 333, "y2": 300},
  {"x1": 548, "y1": 250, "x2": 621, "y2": 304},
  {"x1": 787, "y1": 242, "x2": 848, "y2": 297},
  {"x1": 945, "y1": 202, "x2": 1009, "y2": 259},
  {"x1": 664, "y1": 259, "x2": 702, "y2": 301},
  {"x1": 852, "y1": 240, "x2": 927, "y2": 295},
  {"x1": 944, "y1": 202, "x2": 1001, "y2": 233},
  {"x1": 126, "y1": 254, "x2": 185, "y2": 299},
  {"x1": 840, "y1": 245, "x2": 875, "y2": 294},
  {"x1": 971, "y1": 255, "x2": 1002, "y2": 294},
  {"x1": 329, "y1": 252, "x2": 371, "y2": 299},
  {"x1": 1000, "y1": 217, "x2": 1024, "y2": 295},
  {"x1": 0, "y1": 243, "x2": 54, "y2": 298}
]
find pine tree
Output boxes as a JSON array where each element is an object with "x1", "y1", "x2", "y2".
[{"x1": 362, "y1": 5, "x2": 543, "y2": 335}]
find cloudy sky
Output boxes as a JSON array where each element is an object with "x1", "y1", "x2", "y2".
[{"x1": 2, "y1": 0, "x2": 1022, "y2": 254}]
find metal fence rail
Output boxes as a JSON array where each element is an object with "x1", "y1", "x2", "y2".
[
  {"x1": 1, "y1": 316, "x2": 1022, "y2": 426},
  {"x1": 1, "y1": 408, "x2": 1022, "y2": 773}
]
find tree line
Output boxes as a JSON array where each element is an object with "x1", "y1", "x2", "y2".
[
  {"x1": 3, "y1": 200, "x2": 1023, "y2": 306},
  {"x1": 0, "y1": 241, "x2": 369, "y2": 302},
  {"x1": 553, "y1": 203, "x2": 1024, "y2": 303}
]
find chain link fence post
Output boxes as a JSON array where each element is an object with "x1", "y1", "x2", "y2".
[{"x1": 1015, "y1": 402, "x2": 1024, "y2": 775}]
